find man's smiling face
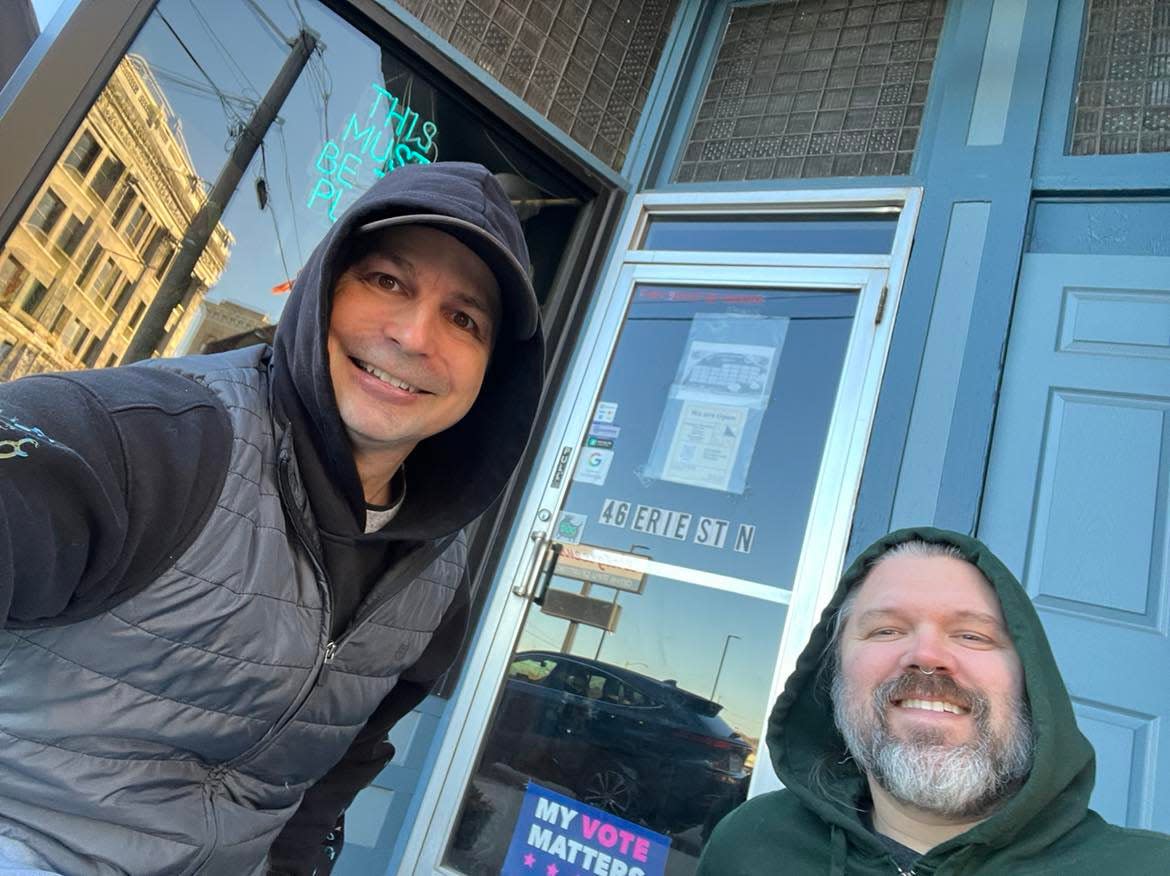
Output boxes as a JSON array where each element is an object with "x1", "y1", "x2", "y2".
[
  {"x1": 327, "y1": 224, "x2": 500, "y2": 469},
  {"x1": 831, "y1": 552, "x2": 1032, "y2": 817}
]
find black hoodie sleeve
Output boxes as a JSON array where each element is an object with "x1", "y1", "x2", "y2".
[
  {"x1": 0, "y1": 368, "x2": 232, "y2": 627},
  {"x1": 266, "y1": 576, "x2": 470, "y2": 876}
]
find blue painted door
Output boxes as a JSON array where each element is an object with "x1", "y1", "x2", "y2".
[{"x1": 980, "y1": 251, "x2": 1170, "y2": 832}]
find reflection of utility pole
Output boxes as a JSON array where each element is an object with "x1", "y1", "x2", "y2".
[
  {"x1": 592, "y1": 544, "x2": 649, "y2": 662},
  {"x1": 710, "y1": 634, "x2": 741, "y2": 700},
  {"x1": 123, "y1": 29, "x2": 319, "y2": 363},
  {"x1": 593, "y1": 588, "x2": 620, "y2": 661},
  {"x1": 560, "y1": 581, "x2": 588, "y2": 655}
]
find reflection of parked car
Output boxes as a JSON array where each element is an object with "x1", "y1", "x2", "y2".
[
  {"x1": 481, "y1": 651, "x2": 752, "y2": 833},
  {"x1": 682, "y1": 352, "x2": 768, "y2": 395}
]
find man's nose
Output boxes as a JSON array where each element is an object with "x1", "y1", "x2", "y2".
[
  {"x1": 899, "y1": 628, "x2": 954, "y2": 676},
  {"x1": 385, "y1": 298, "x2": 439, "y2": 354}
]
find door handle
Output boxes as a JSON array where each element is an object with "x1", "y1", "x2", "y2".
[
  {"x1": 532, "y1": 542, "x2": 563, "y2": 607},
  {"x1": 512, "y1": 531, "x2": 557, "y2": 599}
]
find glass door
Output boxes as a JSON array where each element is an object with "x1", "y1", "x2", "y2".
[{"x1": 437, "y1": 273, "x2": 875, "y2": 875}]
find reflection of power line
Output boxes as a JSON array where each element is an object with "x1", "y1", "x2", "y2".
[
  {"x1": 156, "y1": 11, "x2": 244, "y2": 130},
  {"x1": 150, "y1": 65, "x2": 260, "y2": 116},
  {"x1": 257, "y1": 141, "x2": 292, "y2": 286},
  {"x1": 520, "y1": 627, "x2": 562, "y2": 650},
  {"x1": 187, "y1": 0, "x2": 259, "y2": 99},
  {"x1": 243, "y1": 0, "x2": 292, "y2": 44},
  {"x1": 276, "y1": 124, "x2": 305, "y2": 267}
]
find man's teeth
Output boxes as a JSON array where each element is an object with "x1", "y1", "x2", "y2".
[
  {"x1": 898, "y1": 698, "x2": 966, "y2": 715},
  {"x1": 359, "y1": 361, "x2": 419, "y2": 393}
]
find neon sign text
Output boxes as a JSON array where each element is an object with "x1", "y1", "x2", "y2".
[{"x1": 307, "y1": 83, "x2": 438, "y2": 221}]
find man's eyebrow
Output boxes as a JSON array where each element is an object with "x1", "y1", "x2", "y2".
[
  {"x1": 365, "y1": 250, "x2": 415, "y2": 276},
  {"x1": 950, "y1": 609, "x2": 1006, "y2": 630},
  {"x1": 853, "y1": 607, "x2": 1006, "y2": 630},
  {"x1": 451, "y1": 289, "x2": 493, "y2": 315}
]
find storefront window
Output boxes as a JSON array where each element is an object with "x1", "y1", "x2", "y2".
[{"x1": 1, "y1": 0, "x2": 582, "y2": 379}]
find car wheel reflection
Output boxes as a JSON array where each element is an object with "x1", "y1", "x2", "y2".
[{"x1": 580, "y1": 760, "x2": 639, "y2": 820}]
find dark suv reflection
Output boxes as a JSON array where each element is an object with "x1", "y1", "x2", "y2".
[{"x1": 481, "y1": 651, "x2": 752, "y2": 833}]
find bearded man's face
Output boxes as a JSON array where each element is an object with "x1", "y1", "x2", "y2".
[{"x1": 830, "y1": 554, "x2": 1033, "y2": 818}]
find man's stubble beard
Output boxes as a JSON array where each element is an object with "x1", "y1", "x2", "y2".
[{"x1": 830, "y1": 670, "x2": 1034, "y2": 820}]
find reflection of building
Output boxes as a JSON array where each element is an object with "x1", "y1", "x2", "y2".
[
  {"x1": 0, "y1": 53, "x2": 231, "y2": 379},
  {"x1": 181, "y1": 298, "x2": 271, "y2": 354}
]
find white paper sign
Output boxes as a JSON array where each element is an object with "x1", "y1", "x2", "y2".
[
  {"x1": 674, "y1": 341, "x2": 777, "y2": 407},
  {"x1": 660, "y1": 402, "x2": 747, "y2": 491}
]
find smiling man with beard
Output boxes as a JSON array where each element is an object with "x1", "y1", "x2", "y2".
[{"x1": 698, "y1": 528, "x2": 1170, "y2": 875}]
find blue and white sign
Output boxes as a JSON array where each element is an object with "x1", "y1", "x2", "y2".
[{"x1": 502, "y1": 783, "x2": 670, "y2": 876}]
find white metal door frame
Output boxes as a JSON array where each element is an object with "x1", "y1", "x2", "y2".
[{"x1": 400, "y1": 187, "x2": 921, "y2": 873}]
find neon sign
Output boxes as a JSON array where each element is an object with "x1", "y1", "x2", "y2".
[{"x1": 307, "y1": 82, "x2": 438, "y2": 221}]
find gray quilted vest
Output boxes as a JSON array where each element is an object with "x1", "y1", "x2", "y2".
[{"x1": 0, "y1": 349, "x2": 464, "y2": 875}]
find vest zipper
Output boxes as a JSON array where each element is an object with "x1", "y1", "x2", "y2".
[
  {"x1": 205, "y1": 450, "x2": 336, "y2": 764},
  {"x1": 186, "y1": 766, "x2": 227, "y2": 875},
  {"x1": 314, "y1": 534, "x2": 456, "y2": 677}
]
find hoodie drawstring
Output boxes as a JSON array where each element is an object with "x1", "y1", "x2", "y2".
[{"x1": 829, "y1": 824, "x2": 847, "y2": 876}]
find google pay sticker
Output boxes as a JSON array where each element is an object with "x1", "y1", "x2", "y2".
[{"x1": 572, "y1": 447, "x2": 614, "y2": 486}]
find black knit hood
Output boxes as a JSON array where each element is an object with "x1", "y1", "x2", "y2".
[{"x1": 271, "y1": 162, "x2": 544, "y2": 540}]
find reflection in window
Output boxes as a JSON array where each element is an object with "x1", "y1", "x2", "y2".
[
  {"x1": 111, "y1": 187, "x2": 136, "y2": 227},
  {"x1": 90, "y1": 156, "x2": 126, "y2": 202},
  {"x1": 28, "y1": 190, "x2": 66, "y2": 236},
  {"x1": 57, "y1": 216, "x2": 89, "y2": 257},
  {"x1": 641, "y1": 212, "x2": 899, "y2": 253},
  {"x1": 21, "y1": 281, "x2": 49, "y2": 318},
  {"x1": 82, "y1": 337, "x2": 103, "y2": 367},
  {"x1": 0, "y1": 0, "x2": 582, "y2": 415},
  {"x1": 75, "y1": 244, "x2": 103, "y2": 290},
  {"x1": 112, "y1": 280, "x2": 135, "y2": 316},
  {"x1": 0, "y1": 258, "x2": 28, "y2": 307},
  {"x1": 92, "y1": 259, "x2": 123, "y2": 302},
  {"x1": 64, "y1": 131, "x2": 101, "y2": 177},
  {"x1": 123, "y1": 205, "x2": 150, "y2": 247}
]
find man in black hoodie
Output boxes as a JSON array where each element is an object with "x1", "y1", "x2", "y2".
[{"x1": 0, "y1": 162, "x2": 543, "y2": 875}]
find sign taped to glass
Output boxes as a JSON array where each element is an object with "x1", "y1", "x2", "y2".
[
  {"x1": 645, "y1": 314, "x2": 788, "y2": 494},
  {"x1": 502, "y1": 783, "x2": 670, "y2": 876}
]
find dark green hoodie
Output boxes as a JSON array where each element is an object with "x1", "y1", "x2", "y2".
[{"x1": 698, "y1": 527, "x2": 1170, "y2": 875}]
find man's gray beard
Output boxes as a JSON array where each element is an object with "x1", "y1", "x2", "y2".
[{"x1": 830, "y1": 670, "x2": 1033, "y2": 819}]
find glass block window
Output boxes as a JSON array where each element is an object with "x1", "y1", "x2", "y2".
[
  {"x1": 1071, "y1": 0, "x2": 1170, "y2": 155},
  {"x1": 391, "y1": 0, "x2": 680, "y2": 170},
  {"x1": 675, "y1": 0, "x2": 947, "y2": 183}
]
